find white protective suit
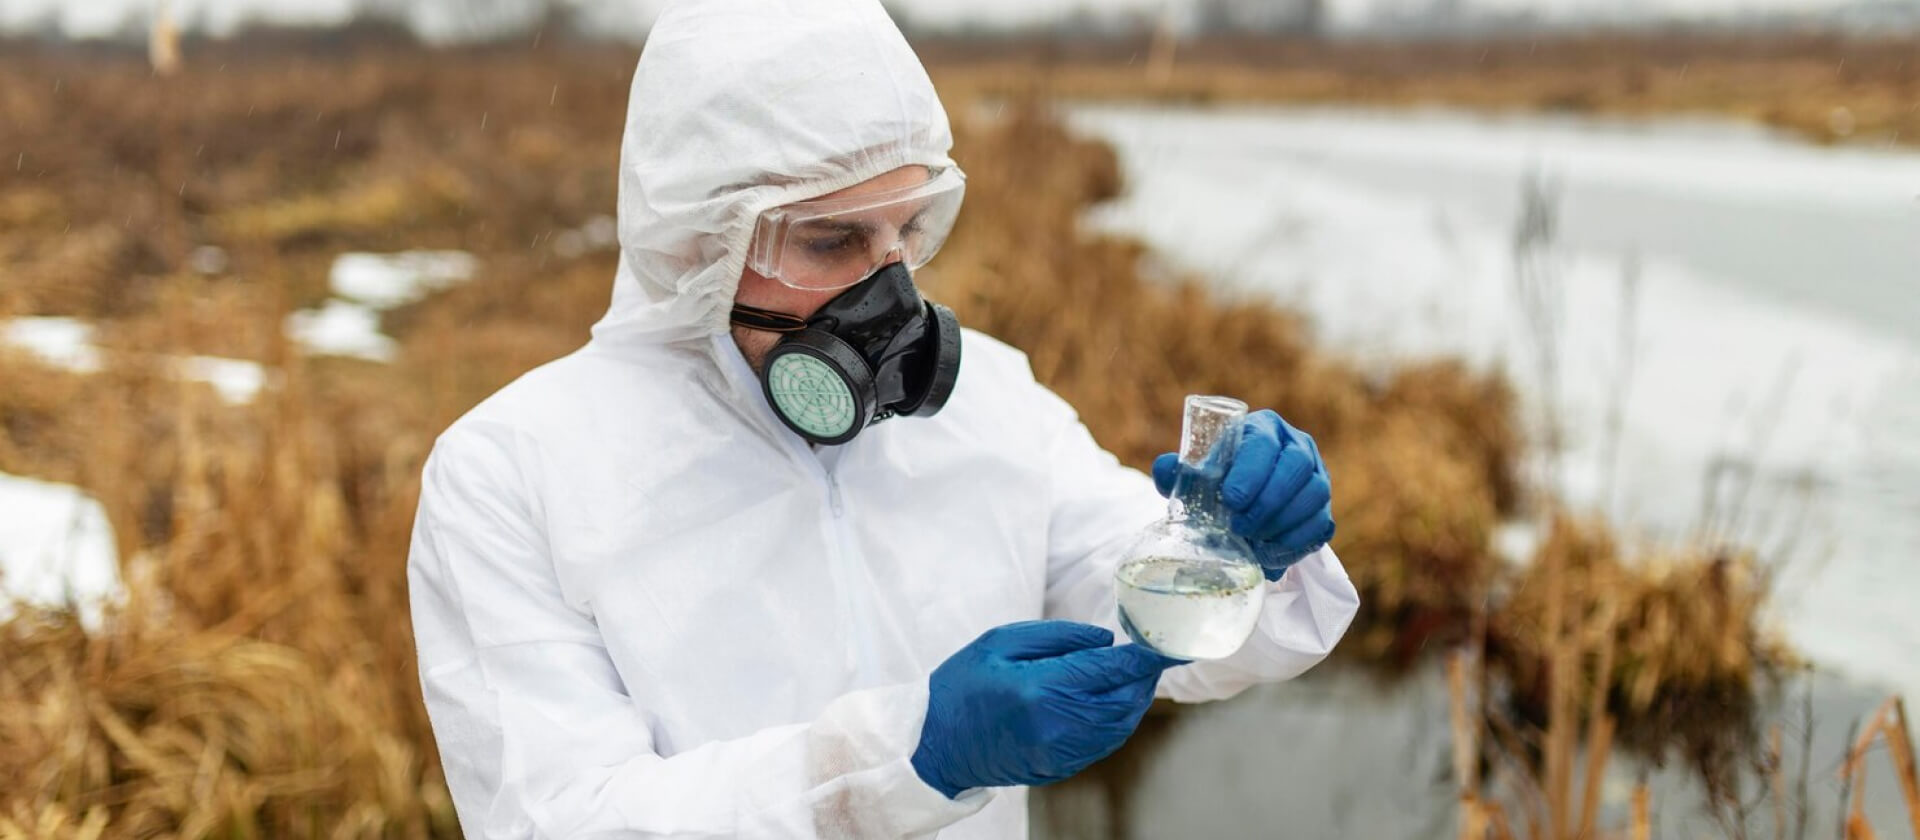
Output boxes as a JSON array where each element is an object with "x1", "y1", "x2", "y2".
[{"x1": 406, "y1": 0, "x2": 1361, "y2": 837}]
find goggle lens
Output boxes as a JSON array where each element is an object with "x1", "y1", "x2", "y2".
[{"x1": 751, "y1": 168, "x2": 965, "y2": 291}]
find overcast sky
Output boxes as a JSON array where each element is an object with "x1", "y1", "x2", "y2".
[{"x1": 0, "y1": 0, "x2": 1890, "y2": 41}]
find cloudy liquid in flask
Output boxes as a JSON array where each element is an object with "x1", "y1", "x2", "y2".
[{"x1": 1117, "y1": 555, "x2": 1265, "y2": 661}]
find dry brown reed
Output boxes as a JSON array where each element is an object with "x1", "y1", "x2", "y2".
[
  {"x1": 1834, "y1": 697, "x2": 1920, "y2": 840},
  {"x1": 0, "y1": 352, "x2": 454, "y2": 836},
  {"x1": 0, "y1": 39, "x2": 1812, "y2": 836},
  {"x1": 1487, "y1": 517, "x2": 1792, "y2": 792}
]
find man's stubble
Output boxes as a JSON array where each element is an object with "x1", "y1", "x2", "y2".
[{"x1": 731, "y1": 324, "x2": 777, "y2": 374}]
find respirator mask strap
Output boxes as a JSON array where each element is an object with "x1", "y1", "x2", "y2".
[{"x1": 729, "y1": 303, "x2": 809, "y2": 333}]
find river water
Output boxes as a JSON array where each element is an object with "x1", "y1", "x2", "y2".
[{"x1": 1029, "y1": 104, "x2": 1920, "y2": 837}]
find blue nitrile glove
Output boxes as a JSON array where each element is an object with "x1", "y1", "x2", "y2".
[
  {"x1": 1153, "y1": 409, "x2": 1335, "y2": 581},
  {"x1": 911, "y1": 620, "x2": 1184, "y2": 798}
]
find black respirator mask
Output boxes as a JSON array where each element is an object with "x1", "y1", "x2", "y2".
[{"x1": 729, "y1": 262, "x2": 961, "y2": 446}]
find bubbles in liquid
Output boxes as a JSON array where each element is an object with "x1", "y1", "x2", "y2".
[{"x1": 1116, "y1": 555, "x2": 1265, "y2": 661}]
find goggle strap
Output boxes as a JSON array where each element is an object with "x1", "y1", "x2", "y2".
[{"x1": 729, "y1": 303, "x2": 811, "y2": 333}]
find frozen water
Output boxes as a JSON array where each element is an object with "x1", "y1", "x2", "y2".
[{"x1": 1069, "y1": 103, "x2": 1920, "y2": 698}]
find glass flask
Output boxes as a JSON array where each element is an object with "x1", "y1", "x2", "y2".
[{"x1": 1115, "y1": 395, "x2": 1267, "y2": 661}]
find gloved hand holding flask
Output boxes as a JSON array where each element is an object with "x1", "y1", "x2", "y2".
[
  {"x1": 1152, "y1": 409, "x2": 1335, "y2": 581},
  {"x1": 910, "y1": 620, "x2": 1184, "y2": 798}
]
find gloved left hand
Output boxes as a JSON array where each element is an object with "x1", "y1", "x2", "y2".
[
  {"x1": 1152, "y1": 409, "x2": 1334, "y2": 581},
  {"x1": 910, "y1": 621, "x2": 1183, "y2": 798}
]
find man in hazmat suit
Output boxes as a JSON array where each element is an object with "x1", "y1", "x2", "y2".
[{"x1": 407, "y1": 0, "x2": 1359, "y2": 836}]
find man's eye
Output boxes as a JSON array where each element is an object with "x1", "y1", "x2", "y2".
[{"x1": 801, "y1": 233, "x2": 859, "y2": 258}]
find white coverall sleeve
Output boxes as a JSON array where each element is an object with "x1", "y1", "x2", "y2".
[
  {"x1": 408, "y1": 424, "x2": 989, "y2": 839},
  {"x1": 1035, "y1": 395, "x2": 1361, "y2": 704}
]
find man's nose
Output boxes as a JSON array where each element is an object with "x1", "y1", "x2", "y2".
[{"x1": 872, "y1": 239, "x2": 906, "y2": 270}]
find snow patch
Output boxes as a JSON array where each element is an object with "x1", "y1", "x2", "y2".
[
  {"x1": 283, "y1": 250, "x2": 480, "y2": 363},
  {"x1": 283, "y1": 299, "x2": 397, "y2": 363},
  {"x1": 172, "y1": 355, "x2": 270, "y2": 404},
  {"x1": 552, "y1": 214, "x2": 619, "y2": 260},
  {"x1": 0, "y1": 472, "x2": 122, "y2": 630},
  {"x1": 328, "y1": 250, "x2": 478, "y2": 310},
  {"x1": 3, "y1": 317, "x2": 269, "y2": 403},
  {"x1": 2, "y1": 317, "x2": 103, "y2": 373}
]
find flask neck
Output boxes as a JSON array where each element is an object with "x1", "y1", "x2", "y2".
[
  {"x1": 1168, "y1": 465, "x2": 1231, "y2": 529},
  {"x1": 1166, "y1": 394, "x2": 1246, "y2": 532}
]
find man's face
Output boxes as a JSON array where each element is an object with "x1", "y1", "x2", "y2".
[{"x1": 732, "y1": 165, "x2": 933, "y2": 372}]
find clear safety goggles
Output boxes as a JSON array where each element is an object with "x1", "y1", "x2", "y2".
[{"x1": 747, "y1": 167, "x2": 966, "y2": 291}]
